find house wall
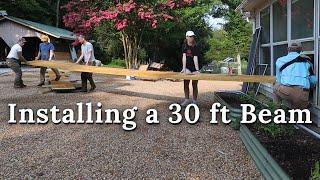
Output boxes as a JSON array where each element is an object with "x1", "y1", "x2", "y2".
[
  {"x1": 0, "y1": 20, "x2": 73, "y2": 60},
  {"x1": 252, "y1": 0, "x2": 320, "y2": 126},
  {"x1": 0, "y1": 20, "x2": 42, "y2": 47}
]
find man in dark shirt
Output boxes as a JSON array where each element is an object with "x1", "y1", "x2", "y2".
[{"x1": 35, "y1": 35, "x2": 61, "y2": 86}]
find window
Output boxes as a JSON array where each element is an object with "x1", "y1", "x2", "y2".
[
  {"x1": 273, "y1": 1, "x2": 287, "y2": 42},
  {"x1": 302, "y1": 41, "x2": 314, "y2": 52},
  {"x1": 261, "y1": 47, "x2": 271, "y2": 75},
  {"x1": 261, "y1": 7, "x2": 270, "y2": 44},
  {"x1": 273, "y1": 44, "x2": 288, "y2": 75},
  {"x1": 291, "y1": 0, "x2": 314, "y2": 39}
]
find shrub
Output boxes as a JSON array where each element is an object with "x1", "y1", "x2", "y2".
[
  {"x1": 312, "y1": 161, "x2": 320, "y2": 180},
  {"x1": 105, "y1": 58, "x2": 126, "y2": 68}
]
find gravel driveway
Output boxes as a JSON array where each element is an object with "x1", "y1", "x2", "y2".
[{"x1": 0, "y1": 72, "x2": 261, "y2": 179}]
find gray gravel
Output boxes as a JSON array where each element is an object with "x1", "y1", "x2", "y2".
[
  {"x1": 0, "y1": 66, "x2": 38, "y2": 75},
  {"x1": 0, "y1": 72, "x2": 261, "y2": 179}
]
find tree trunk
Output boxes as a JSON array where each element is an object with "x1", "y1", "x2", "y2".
[
  {"x1": 237, "y1": 53, "x2": 242, "y2": 75},
  {"x1": 56, "y1": 0, "x2": 60, "y2": 27},
  {"x1": 121, "y1": 32, "x2": 139, "y2": 69}
]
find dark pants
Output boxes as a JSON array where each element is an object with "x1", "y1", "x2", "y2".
[
  {"x1": 81, "y1": 72, "x2": 95, "y2": 90},
  {"x1": 6, "y1": 58, "x2": 24, "y2": 86},
  {"x1": 40, "y1": 67, "x2": 60, "y2": 83}
]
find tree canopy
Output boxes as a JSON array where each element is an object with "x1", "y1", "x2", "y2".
[
  {"x1": 206, "y1": 0, "x2": 252, "y2": 62},
  {"x1": 0, "y1": 0, "x2": 253, "y2": 70}
]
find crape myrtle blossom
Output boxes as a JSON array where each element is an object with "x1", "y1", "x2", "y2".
[
  {"x1": 63, "y1": 0, "x2": 193, "y2": 34},
  {"x1": 63, "y1": 0, "x2": 194, "y2": 69}
]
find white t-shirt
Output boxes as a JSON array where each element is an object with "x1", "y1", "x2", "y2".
[
  {"x1": 7, "y1": 44, "x2": 22, "y2": 59},
  {"x1": 81, "y1": 42, "x2": 95, "y2": 63}
]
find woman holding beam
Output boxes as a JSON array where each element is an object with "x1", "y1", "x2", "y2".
[{"x1": 180, "y1": 31, "x2": 201, "y2": 107}]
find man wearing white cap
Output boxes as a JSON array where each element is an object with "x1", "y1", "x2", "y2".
[{"x1": 6, "y1": 38, "x2": 28, "y2": 88}]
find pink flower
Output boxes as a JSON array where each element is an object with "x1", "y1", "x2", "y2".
[
  {"x1": 162, "y1": 13, "x2": 173, "y2": 21},
  {"x1": 117, "y1": 3, "x2": 123, "y2": 12},
  {"x1": 151, "y1": 20, "x2": 158, "y2": 29},
  {"x1": 116, "y1": 19, "x2": 128, "y2": 31},
  {"x1": 124, "y1": 1, "x2": 136, "y2": 13},
  {"x1": 166, "y1": 0, "x2": 175, "y2": 9}
]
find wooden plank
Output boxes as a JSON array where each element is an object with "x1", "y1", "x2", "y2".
[{"x1": 27, "y1": 61, "x2": 276, "y2": 83}]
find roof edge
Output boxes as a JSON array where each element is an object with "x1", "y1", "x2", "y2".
[
  {"x1": 4, "y1": 16, "x2": 62, "y2": 38},
  {"x1": 1, "y1": 16, "x2": 75, "y2": 40}
]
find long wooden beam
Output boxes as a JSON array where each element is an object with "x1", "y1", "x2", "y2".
[{"x1": 27, "y1": 61, "x2": 276, "y2": 83}]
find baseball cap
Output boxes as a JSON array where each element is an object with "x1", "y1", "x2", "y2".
[
  {"x1": 289, "y1": 41, "x2": 302, "y2": 48},
  {"x1": 186, "y1": 31, "x2": 196, "y2": 37}
]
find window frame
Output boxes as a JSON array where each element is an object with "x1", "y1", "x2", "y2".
[{"x1": 258, "y1": 0, "x2": 319, "y2": 105}]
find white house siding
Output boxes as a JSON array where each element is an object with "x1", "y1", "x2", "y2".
[
  {"x1": 247, "y1": 0, "x2": 320, "y2": 127},
  {"x1": 0, "y1": 20, "x2": 42, "y2": 47}
]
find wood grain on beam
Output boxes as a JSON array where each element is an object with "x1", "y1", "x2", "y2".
[{"x1": 28, "y1": 61, "x2": 276, "y2": 83}]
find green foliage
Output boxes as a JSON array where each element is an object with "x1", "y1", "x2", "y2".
[
  {"x1": 207, "y1": 0, "x2": 252, "y2": 66},
  {"x1": 205, "y1": 29, "x2": 234, "y2": 61},
  {"x1": 142, "y1": 0, "x2": 215, "y2": 71},
  {"x1": 312, "y1": 161, "x2": 320, "y2": 180},
  {"x1": 241, "y1": 93, "x2": 294, "y2": 138},
  {"x1": 92, "y1": 22, "x2": 123, "y2": 64},
  {"x1": 1, "y1": 0, "x2": 253, "y2": 72},
  {"x1": 206, "y1": 11, "x2": 252, "y2": 62},
  {"x1": 138, "y1": 48, "x2": 147, "y2": 63},
  {"x1": 210, "y1": 0, "x2": 242, "y2": 17},
  {"x1": 224, "y1": 11, "x2": 252, "y2": 58},
  {"x1": 104, "y1": 58, "x2": 126, "y2": 69},
  {"x1": 256, "y1": 123, "x2": 295, "y2": 138},
  {"x1": 0, "y1": 0, "x2": 68, "y2": 26}
]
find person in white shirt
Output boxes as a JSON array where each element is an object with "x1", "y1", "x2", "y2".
[
  {"x1": 6, "y1": 38, "x2": 28, "y2": 88},
  {"x1": 75, "y1": 35, "x2": 96, "y2": 92}
]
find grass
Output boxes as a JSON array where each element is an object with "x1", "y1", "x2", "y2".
[{"x1": 104, "y1": 58, "x2": 126, "y2": 68}]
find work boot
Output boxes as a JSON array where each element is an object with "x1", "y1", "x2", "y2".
[
  {"x1": 14, "y1": 84, "x2": 26, "y2": 89},
  {"x1": 55, "y1": 75, "x2": 61, "y2": 81},
  {"x1": 37, "y1": 82, "x2": 45, "y2": 87},
  {"x1": 89, "y1": 85, "x2": 96, "y2": 92},
  {"x1": 80, "y1": 88, "x2": 88, "y2": 93}
]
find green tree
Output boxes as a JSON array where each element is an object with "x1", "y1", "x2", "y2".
[
  {"x1": 205, "y1": 29, "x2": 234, "y2": 62},
  {"x1": 84, "y1": 0, "x2": 216, "y2": 71},
  {"x1": 224, "y1": 11, "x2": 252, "y2": 61},
  {"x1": 141, "y1": 0, "x2": 215, "y2": 71},
  {"x1": 0, "y1": 0, "x2": 55, "y2": 25},
  {"x1": 206, "y1": 0, "x2": 252, "y2": 74}
]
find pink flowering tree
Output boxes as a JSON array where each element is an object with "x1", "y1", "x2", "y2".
[{"x1": 63, "y1": 0, "x2": 194, "y2": 69}]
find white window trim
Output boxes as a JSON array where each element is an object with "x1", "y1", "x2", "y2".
[
  {"x1": 258, "y1": 0, "x2": 320, "y2": 105},
  {"x1": 259, "y1": 0, "x2": 318, "y2": 73}
]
